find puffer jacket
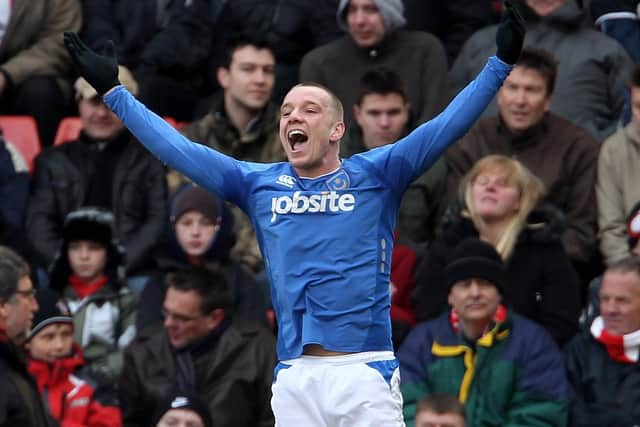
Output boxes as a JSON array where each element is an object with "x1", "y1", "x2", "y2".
[
  {"x1": 28, "y1": 344, "x2": 122, "y2": 427},
  {"x1": 398, "y1": 310, "x2": 569, "y2": 427},
  {"x1": 48, "y1": 225, "x2": 137, "y2": 383}
]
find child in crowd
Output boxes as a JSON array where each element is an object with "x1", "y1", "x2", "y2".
[
  {"x1": 26, "y1": 288, "x2": 122, "y2": 427},
  {"x1": 48, "y1": 207, "x2": 137, "y2": 382},
  {"x1": 137, "y1": 183, "x2": 270, "y2": 331}
]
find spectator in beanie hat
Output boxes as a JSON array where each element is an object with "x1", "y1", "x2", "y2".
[
  {"x1": 137, "y1": 183, "x2": 270, "y2": 331},
  {"x1": 398, "y1": 237, "x2": 568, "y2": 427},
  {"x1": 26, "y1": 287, "x2": 123, "y2": 426},
  {"x1": 153, "y1": 392, "x2": 213, "y2": 427},
  {"x1": 47, "y1": 207, "x2": 137, "y2": 383},
  {"x1": 299, "y1": 0, "x2": 449, "y2": 130}
]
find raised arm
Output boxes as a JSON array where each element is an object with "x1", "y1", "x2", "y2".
[
  {"x1": 63, "y1": 32, "x2": 246, "y2": 203},
  {"x1": 364, "y1": 0, "x2": 525, "y2": 187}
]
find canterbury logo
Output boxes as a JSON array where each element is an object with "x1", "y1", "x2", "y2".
[
  {"x1": 276, "y1": 175, "x2": 296, "y2": 188},
  {"x1": 271, "y1": 191, "x2": 356, "y2": 222}
]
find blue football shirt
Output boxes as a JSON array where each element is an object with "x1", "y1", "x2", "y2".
[{"x1": 105, "y1": 56, "x2": 512, "y2": 360}]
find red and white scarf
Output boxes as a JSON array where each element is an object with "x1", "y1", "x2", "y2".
[{"x1": 591, "y1": 316, "x2": 640, "y2": 364}]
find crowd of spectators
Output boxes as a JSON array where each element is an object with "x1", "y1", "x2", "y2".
[{"x1": 1, "y1": 0, "x2": 640, "y2": 425}]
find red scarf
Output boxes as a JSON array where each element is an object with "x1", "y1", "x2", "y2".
[
  {"x1": 68, "y1": 275, "x2": 109, "y2": 300},
  {"x1": 450, "y1": 304, "x2": 507, "y2": 335},
  {"x1": 591, "y1": 316, "x2": 640, "y2": 364}
]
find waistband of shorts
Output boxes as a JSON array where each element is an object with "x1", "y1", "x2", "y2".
[{"x1": 279, "y1": 351, "x2": 395, "y2": 366}]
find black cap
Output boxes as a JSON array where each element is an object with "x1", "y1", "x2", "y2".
[
  {"x1": 445, "y1": 238, "x2": 505, "y2": 293},
  {"x1": 152, "y1": 391, "x2": 213, "y2": 427},
  {"x1": 27, "y1": 288, "x2": 72, "y2": 341}
]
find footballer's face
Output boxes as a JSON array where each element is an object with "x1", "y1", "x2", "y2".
[{"x1": 280, "y1": 85, "x2": 344, "y2": 177}]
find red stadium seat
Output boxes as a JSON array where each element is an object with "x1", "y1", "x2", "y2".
[
  {"x1": 53, "y1": 116, "x2": 185, "y2": 148},
  {"x1": 0, "y1": 115, "x2": 41, "y2": 173},
  {"x1": 53, "y1": 117, "x2": 82, "y2": 146}
]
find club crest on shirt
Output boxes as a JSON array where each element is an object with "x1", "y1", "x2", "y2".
[{"x1": 325, "y1": 171, "x2": 350, "y2": 190}]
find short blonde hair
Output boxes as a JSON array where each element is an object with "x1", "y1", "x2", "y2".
[{"x1": 460, "y1": 155, "x2": 545, "y2": 260}]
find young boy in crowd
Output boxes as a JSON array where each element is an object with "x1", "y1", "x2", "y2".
[
  {"x1": 26, "y1": 288, "x2": 122, "y2": 427},
  {"x1": 48, "y1": 207, "x2": 137, "y2": 382}
]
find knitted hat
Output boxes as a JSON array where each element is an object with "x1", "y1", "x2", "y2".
[
  {"x1": 74, "y1": 65, "x2": 139, "y2": 100},
  {"x1": 26, "y1": 288, "x2": 72, "y2": 341},
  {"x1": 170, "y1": 184, "x2": 221, "y2": 223},
  {"x1": 445, "y1": 238, "x2": 505, "y2": 293},
  {"x1": 627, "y1": 201, "x2": 640, "y2": 249},
  {"x1": 152, "y1": 392, "x2": 213, "y2": 427},
  {"x1": 337, "y1": 0, "x2": 406, "y2": 34}
]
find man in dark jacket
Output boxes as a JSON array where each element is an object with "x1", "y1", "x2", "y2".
[
  {"x1": 0, "y1": 246, "x2": 49, "y2": 426},
  {"x1": 26, "y1": 67, "x2": 167, "y2": 278},
  {"x1": 120, "y1": 265, "x2": 276, "y2": 427},
  {"x1": 447, "y1": 48, "x2": 600, "y2": 268},
  {"x1": 300, "y1": 0, "x2": 449, "y2": 129},
  {"x1": 566, "y1": 257, "x2": 640, "y2": 426}
]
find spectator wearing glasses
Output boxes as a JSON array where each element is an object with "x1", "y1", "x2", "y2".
[
  {"x1": 0, "y1": 245, "x2": 50, "y2": 426},
  {"x1": 120, "y1": 265, "x2": 276, "y2": 427}
]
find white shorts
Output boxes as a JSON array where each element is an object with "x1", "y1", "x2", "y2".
[{"x1": 271, "y1": 351, "x2": 405, "y2": 427}]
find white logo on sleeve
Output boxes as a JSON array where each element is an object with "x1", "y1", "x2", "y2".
[{"x1": 271, "y1": 191, "x2": 356, "y2": 222}]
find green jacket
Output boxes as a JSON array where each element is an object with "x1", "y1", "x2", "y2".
[{"x1": 398, "y1": 310, "x2": 568, "y2": 427}]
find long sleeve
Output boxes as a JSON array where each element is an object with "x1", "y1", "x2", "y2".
[
  {"x1": 104, "y1": 87, "x2": 258, "y2": 210},
  {"x1": 362, "y1": 56, "x2": 512, "y2": 192}
]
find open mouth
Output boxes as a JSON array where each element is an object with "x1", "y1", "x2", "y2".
[{"x1": 287, "y1": 129, "x2": 308, "y2": 151}]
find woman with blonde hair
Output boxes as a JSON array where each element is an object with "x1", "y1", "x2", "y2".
[{"x1": 413, "y1": 155, "x2": 581, "y2": 347}]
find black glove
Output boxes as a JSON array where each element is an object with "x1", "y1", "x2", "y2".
[
  {"x1": 63, "y1": 32, "x2": 120, "y2": 96},
  {"x1": 495, "y1": 0, "x2": 526, "y2": 65}
]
